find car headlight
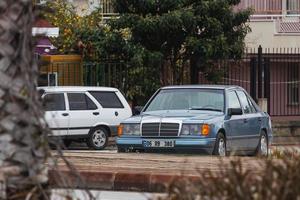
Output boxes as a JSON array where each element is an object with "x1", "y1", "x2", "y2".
[
  {"x1": 180, "y1": 124, "x2": 210, "y2": 136},
  {"x1": 118, "y1": 123, "x2": 140, "y2": 136}
]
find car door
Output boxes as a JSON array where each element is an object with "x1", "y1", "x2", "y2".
[
  {"x1": 236, "y1": 90, "x2": 261, "y2": 150},
  {"x1": 67, "y1": 92, "x2": 99, "y2": 136},
  {"x1": 43, "y1": 93, "x2": 69, "y2": 136},
  {"x1": 245, "y1": 92, "x2": 262, "y2": 149},
  {"x1": 88, "y1": 91, "x2": 127, "y2": 132},
  {"x1": 225, "y1": 90, "x2": 245, "y2": 152}
]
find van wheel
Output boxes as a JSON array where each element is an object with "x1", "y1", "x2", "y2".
[
  {"x1": 87, "y1": 127, "x2": 109, "y2": 150},
  {"x1": 256, "y1": 131, "x2": 268, "y2": 157},
  {"x1": 213, "y1": 133, "x2": 227, "y2": 156}
]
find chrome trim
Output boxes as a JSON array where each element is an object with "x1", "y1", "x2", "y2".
[{"x1": 141, "y1": 117, "x2": 182, "y2": 137}]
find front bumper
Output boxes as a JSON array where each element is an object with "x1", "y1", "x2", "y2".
[{"x1": 116, "y1": 137, "x2": 216, "y2": 154}]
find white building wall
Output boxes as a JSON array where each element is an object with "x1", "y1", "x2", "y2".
[{"x1": 246, "y1": 20, "x2": 300, "y2": 49}]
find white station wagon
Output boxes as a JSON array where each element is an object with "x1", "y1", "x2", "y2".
[{"x1": 39, "y1": 86, "x2": 132, "y2": 150}]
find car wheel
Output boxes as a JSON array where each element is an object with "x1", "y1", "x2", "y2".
[
  {"x1": 213, "y1": 133, "x2": 226, "y2": 156},
  {"x1": 256, "y1": 131, "x2": 268, "y2": 157},
  {"x1": 87, "y1": 127, "x2": 109, "y2": 150}
]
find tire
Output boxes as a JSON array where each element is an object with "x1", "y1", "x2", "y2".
[
  {"x1": 213, "y1": 133, "x2": 227, "y2": 156},
  {"x1": 87, "y1": 126, "x2": 109, "y2": 150},
  {"x1": 256, "y1": 131, "x2": 268, "y2": 157}
]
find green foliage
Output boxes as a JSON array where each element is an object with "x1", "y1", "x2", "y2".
[
  {"x1": 44, "y1": 0, "x2": 103, "y2": 54},
  {"x1": 111, "y1": 0, "x2": 252, "y2": 84},
  {"x1": 44, "y1": 0, "x2": 251, "y2": 103}
]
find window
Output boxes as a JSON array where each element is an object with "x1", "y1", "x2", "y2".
[
  {"x1": 287, "y1": 64, "x2": 299, "y2": 105},
  {"x1": 68, "y1": 93, "x2": 97, "y2": 110},
  {"x1": 247, "y1": 98, "x2": 257, "y2": 113},
  {"x1": 48, "y1": 73, "x2": 57, "y2": 86},
  {"x1": 228, "y1": 91, "x2": 241, "y2": 109},
  {"x1": 287, "y1": 0, "x2": 300, "y2": 14},
  {"x1": 236, "y1": 91, "x2": 251, "y2": 114},
  {"x1": 145, "y1": 89, "x2": 224, "y2": 112},
  {"x1": 43, "y1": 93, "x2": 65, "y2": 111},
  {"x1": 89, "y1": 91, "x2": 124, "y2": 108}
]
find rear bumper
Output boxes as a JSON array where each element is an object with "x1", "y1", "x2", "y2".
[{"x1": 116, "y1": 137, "x2": 216, "y2": 154}]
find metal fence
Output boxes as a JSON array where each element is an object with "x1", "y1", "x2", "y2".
[
  {"x1": 38, "y1": 47, "x2": 300, "y2": 117},
  {"x1": 201, "y1": 47, "x2": 300, "y2": 117},
  {"x1": 83, "y1": 60, "x2": 128, "y2": 91}
]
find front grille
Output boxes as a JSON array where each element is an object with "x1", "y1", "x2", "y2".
[
  {"x1": 160, "y1": 123, "x2": 179, "y2": 136},
  {"x1": 142, "y1": 123, "x2": 179, "y2": 137},
  {"x1": 142, "y1": 123, "x2": 159, "y2": 136}
]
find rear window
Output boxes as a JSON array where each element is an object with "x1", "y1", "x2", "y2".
[
  {"x1": 43, "y1": 93, "x2": 65, "y2": 111},
  {"x1": 89, "y1": 91, "x2": 124, "y2": 108}
]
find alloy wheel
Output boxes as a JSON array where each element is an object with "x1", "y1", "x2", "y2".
[
  {"x1": 92, "y1": 129, "x2": 107, "y2": 148},
  {"x1": 218, "y1": 138, "x2": 226, "y2": 156},
  {"x1": 260, "y1": 135, "x2": 268, "y2": 156}
]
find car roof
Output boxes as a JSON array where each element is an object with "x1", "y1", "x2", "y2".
[
  {"x1": 161, "y1": 85, "x2": 242, "y2": 90},
  {"x1": 37, "y1": 86, "x2": 119, "y2": 92}
]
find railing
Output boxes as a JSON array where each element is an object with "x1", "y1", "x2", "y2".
[
  {"x1": 100, "y1": 0, "x2": 118, "y2": 19},
  {"x1": 236, "y1": 0, "x2": 300, "y2": 15}
]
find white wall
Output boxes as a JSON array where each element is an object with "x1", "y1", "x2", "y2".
[
  {"x1": 245, "y1": 20, "x2": 300, "y2": 49},
  {"x1": 69, "y1": 0, "x2": 100, "y2": 16}
]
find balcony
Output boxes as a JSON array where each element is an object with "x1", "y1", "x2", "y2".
[
  {"x1": 236, "y1": 0, "x2": 300, "y2": 15},
  {"x1": 100, "y1": 0, "x2": 118, "y2": 20}
]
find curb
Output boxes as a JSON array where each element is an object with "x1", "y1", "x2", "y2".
[{"x1": 49, "y1": 169, "x2": 200, "y2": 192}]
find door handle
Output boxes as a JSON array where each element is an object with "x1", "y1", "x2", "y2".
[
  {"x1": 93, "y1": 112, "x2": 99, "y2": 116},
  {"x1": 258, "y1": 118, "x2": 262, "y2": 122},
  {"x1": 243, "y1": 119, "x2": 248, "y2": 123},
  {"x1": 62, "y1": 113, "x2": 69, "y2": 117},
  {"x1": 115, "y1": 111, "x2": 119, "y2": 116}
]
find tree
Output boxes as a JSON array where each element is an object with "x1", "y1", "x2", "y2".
[
  {"x1": 111, "y1": 0, "x2": 251, "y2": 84},
  {"x1": 84, "y1": 29, "x2": 162, "y2": 104},
  {"x1": 0, "y1": 1, "x2": 48, "y2": 199},
  {"x1": 44, "y1": 0, "x2": 103, "y2": 54}
]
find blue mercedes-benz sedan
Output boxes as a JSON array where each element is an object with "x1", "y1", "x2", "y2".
[{"x1": 116, "y1": 85, "x2": 272, "y2": 156}]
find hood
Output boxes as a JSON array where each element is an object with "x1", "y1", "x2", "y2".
[{"x1": 123, "y1": 110, "x2": 224, "y2": 124}]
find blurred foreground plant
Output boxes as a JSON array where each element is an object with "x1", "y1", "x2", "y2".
[{"x1": 161, "y1": 155, "x2": 300, "y2": 200}]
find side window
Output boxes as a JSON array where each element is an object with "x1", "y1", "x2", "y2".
[
  {"x1": 43, "y1": 93, "x2": 65, "y2": 111},
  {"x1": 68, "y1": 93, "x2": 97, "y2": 111},
  {"x1": 236, "y1": 91, "x2": 251, "y2": 114},
  {"x1": 228, "y1": 91, "x2": 241, "y2": 109},
  {"x1": 247, "y1": 97, "x2": 257, "y2": 113},
  {"x1": 89, "y1": 91, "x2": 124, "y2": 108}
]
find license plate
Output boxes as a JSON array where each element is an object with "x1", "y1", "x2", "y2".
[{"x1": 142, "y1": 140, "x2": 175, "y2": 148}]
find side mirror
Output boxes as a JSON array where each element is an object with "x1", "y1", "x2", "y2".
[
  {"x1": 228, "y1": 108, "x2": 243, "y2": 116},
  {"x1": 133, "y1": 106, "x2": 143, "y2": 115}
]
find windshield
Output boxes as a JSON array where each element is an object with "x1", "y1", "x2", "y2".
[{"x1": 145, "y1": 89, "x2": 224, "y2": 112}]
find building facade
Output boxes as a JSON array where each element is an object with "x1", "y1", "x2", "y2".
[{"x1": 236, "y1": 0, "x2": 300, "y2": 48}]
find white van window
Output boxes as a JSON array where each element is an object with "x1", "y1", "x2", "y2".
[
  {"x1": 44, "y1": 93, "x2": 65, "y2": 111},
  {"x1": 89, "y1": 91, "x2": 124, "y2": 108},
  {"x1": 68, "y1": 93, "x2": 97, "y2": 110}
]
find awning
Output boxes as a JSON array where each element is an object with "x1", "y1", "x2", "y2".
[{"x1": 32, "y1": 27, "x2": 59, "y2": 37}]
